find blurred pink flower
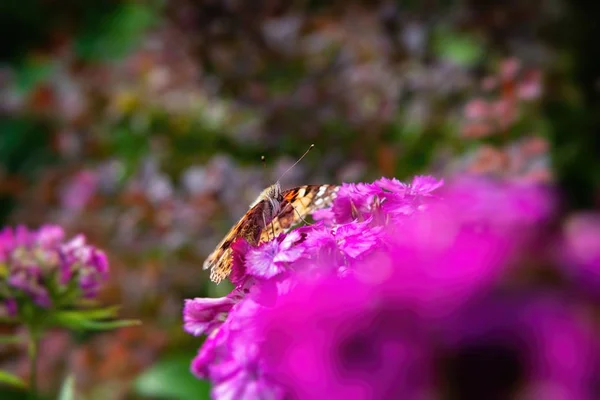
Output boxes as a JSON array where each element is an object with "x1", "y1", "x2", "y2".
[
  {"x1": 60, "y1": 170, "x2": 99, "y2": 212},
  {"x1": 518, "y1": 70, "x2": 543, "y2": 100},
  {"x1": 560, "y1": 213, "x2": 600, "y2": 294},
  {"x1": 500, "y1": 58, "x2": 521, "y2": 81},
  {"x1": 0, "y1": 225, "x2": 110, "y2": 310},
  {"x1": 464, "y1": 98, "x2": 490, "y2": 120},
  {"x1": 258, "y1": 276, "x2": 432, "y2": 400}
]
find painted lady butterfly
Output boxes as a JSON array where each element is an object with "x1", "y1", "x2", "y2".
[
  {"x1": 202, "y1": 145, "x2": 337, "y2": 283},
  {"x1": 202, "y1": 182, "x2": 338, "y2": 283}
]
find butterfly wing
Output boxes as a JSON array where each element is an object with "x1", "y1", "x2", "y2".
[
  {"x1": 260, "y1": 184, "x2": 338, "y2": 243},
  {"x1": 202, "y1": 200, "x2": 267, "y2": 283}
]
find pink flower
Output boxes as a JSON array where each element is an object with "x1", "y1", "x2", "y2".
[
  {"x1": 245, "y1": 232, "x2": 305, "y2": 279},
  {"x1": 332, "y1": 182, "x2": 381, "y2": 223},
  {"x1": 183, "y1": 175, "x2": 600, "y2": 400},
  {"x1": 500, "y1": 58, "x2": 521, "y2": 81},
  {"x1": 258, "y1": 275, "x2": 432, "y2": 400},
  {"x1": 183, "y1": 297, "x2": 237, "y2": 337},
  {"x1": 560, "y1": 213, "x2": 600, "y2": 295},
  {"x1": 59, "y1": 170, "x2": 99, "y2": 212},
  {"x1": 518, "y1": 70, "x2": 543, "y2": 100},
  {"x1": 191, "y1": 299, "x2": 285, "y2": 400},
  {"x1": 0, "y1": 225, "x2": 110, "y2": 311},
  {"x1": 464, "y1": 98, "x2": 490, "y2": 120}
]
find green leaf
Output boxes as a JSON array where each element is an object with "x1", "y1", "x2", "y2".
[
  {"x1": 0, "y1": 370, "x2": 25, "y2": 388},
  {"x1": 51, "y1": 311, "x2": 141, "y2": 331},
  {"x1": 0, "y1": 335, "x2": 22, "y2": 345},
  {"x1": 134, "y1": 353, "x2": 210, "y2": 400},
  {"x1": 0, "y1": 118, "x2": 54, "y2": 176},
  {"x1": 75, "y1": 3, "x2": 157, "y2": 61},
  {"x1": 13, "y1": 59, "x2": 55, "y2": 94},
  {"x1": 50, "y1": 309, "x2": 140, "y2": 331},
  {"x1": 58, "y1": 375, "x2": 76, "y2": 400},
  {"x1": 60, "y1": 306, "x2": 121, "y2": 320},
  {"x1": 73, "y1": 319, "x2": 141, "y2": 331},
  {"x1": 108, "y1": 127, "x2": 151, "y2": 176},
  {"x1": 433, "y1": 28, "x2": 484, "y2": 67}
]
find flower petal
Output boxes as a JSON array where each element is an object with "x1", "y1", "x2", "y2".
[{"x1": 183, "y1": 297, "x2": 236, "y2": 336}]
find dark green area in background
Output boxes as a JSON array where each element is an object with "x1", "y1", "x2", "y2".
[{"x1": 546, "y1": 0, "x2": 600, "y2": 210}]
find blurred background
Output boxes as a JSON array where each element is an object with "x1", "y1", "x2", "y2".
[{"x1": 0, "y1": 0, "x2": 598, "y2": 398}]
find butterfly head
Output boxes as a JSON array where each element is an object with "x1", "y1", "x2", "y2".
[
  {"x1": 266, "y1": 181, "x2": 283, "y2": 199},
  {"x1": 250, "y1": 182, "x2": 281, "y2": 205},
  {"x1": 248, "y1": 182, "x2": 285, "y2": 224},
  {"x1": 259, "y1": 182, "x2": 284, "y2": 220}
]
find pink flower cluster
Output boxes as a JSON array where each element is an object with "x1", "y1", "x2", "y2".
[
  {"x1": 462, "y1": 58, "x2": 542, "y2": 138},
  {"x1": 184, "y1": 176, "x2": 600, "y2": 399},
  {"x1": 0, "y1": 225, "x2": 109, "y2": 315}
]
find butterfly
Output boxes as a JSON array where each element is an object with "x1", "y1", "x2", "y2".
[{"x1": 202, "y1": 182, "x2": 338, "y2": 283}]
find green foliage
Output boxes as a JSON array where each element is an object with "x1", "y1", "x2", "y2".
[
  {"x1": 433, "y1": 28, "x2": 484, "y2": 67},
  {"x1": 0, "y1": 387, "x2": 29, "y2": 400},
  {"x1": 49, "y1": 307, "x2": 140, "y2": 332},
  {"x1": 0, "y1": 0, "x2": 126, "y2": 62},
  {"x1": 260, "y1": 60, "x2": 307, "y2": 95},
  {"x1": 0, "y1": 370, "x2": 25, "y2": 389},
  {"x1": 12, "y1": 59, "x2": 56, "y2": 95},
  {"x1": 75, "y1": 3, "x2": 159, "y2": 61},
  {"x1": 0, "y1": 117, "x2": 55, "y2": 222},
  {"x1": 0, "y1": 118, "x2": 54, "y2": 176},
  {"x1": 134, "y1": 353, "x2": 211, "y2": 400},
  {"x1": 1, "y1": 305, "x2": 139, "y2": 398},
  {"x1": 0, "y1": 334, "x2": 22, "y2": 345},
  {"x1": 108, "y1": 127, "x2": 153, "y2": 176}
]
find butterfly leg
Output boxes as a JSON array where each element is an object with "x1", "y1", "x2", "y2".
[
  {"x1": 262, "y1": 213, "x2": 277, "y2": 241},
  {"x1": 262, "y1": 213, "x2": 270, "y2": 241},
  {"x1": 292, "y1": 205, "x2": 312, "y2": 226},
  {"x1": 270, "y1": 216, "x2": 276, "y2": 238}
]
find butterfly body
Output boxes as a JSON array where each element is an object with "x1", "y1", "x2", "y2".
[{"x1": 203, "y1": 183, "x2": 337, "y2": 283}]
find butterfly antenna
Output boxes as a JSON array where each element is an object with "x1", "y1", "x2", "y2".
[{"x1": 276, "y1": 144, "x2": 315, "y2": 183}]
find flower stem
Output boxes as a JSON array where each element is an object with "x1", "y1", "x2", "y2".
[{"x1": 28, "y1": 329, "x2": 40, "y2": 398}]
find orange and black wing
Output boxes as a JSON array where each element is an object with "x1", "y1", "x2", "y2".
[
  {"x1": 259, "y1": 184, "x2": 338, "y2": 243},
  {"x1": 203, "y1": 201, "x2": 266, "y2": 284}
]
